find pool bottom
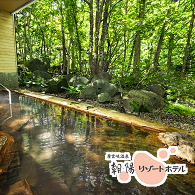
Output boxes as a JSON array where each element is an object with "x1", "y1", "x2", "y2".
[{"x1": 0, "y1": 92, "x2": 195, "y2": 195}]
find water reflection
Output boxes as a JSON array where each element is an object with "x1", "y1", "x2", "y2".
[{"x1": 6, "y1": 94, "x2": 195, "y2": 194}]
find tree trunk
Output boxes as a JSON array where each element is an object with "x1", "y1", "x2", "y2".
[
  {"x1": 167, "y1": 33, "x2": 174, "y2": 71},
  {"x1": 59, "y1": 2, "x2": 67, "y2": 75},
  {"x1": 48, "y1": 32, "x2": 52, "y2": 56},
  {"x1": 181, "y1": 2, "x2": 195, "y2": 77},
  {"x1": 67, "y1": 32, "x2": 73, "y2": 74},
  {"x1": 133, "y1": 33, "x2": 141, "y2": 73},
  {"x1": 104, "y1": 34, "x2": 112, "y2": 72},
  {"x1": 27, "y1": 14, "x2": 32, "y2": 60},
  {"x1": 153, "y1": 22, "x2": 166, "y2": 72},
  {"x1": 99, "y1": 0, "x2": 109, "y2": 73},
  {"x1": 127, "y1": 39, "x2": 135, "y2": 72},
  {"x1": 133, "y1": 0, "x2": 145, "y2": 75},
  {"x1": 84, "y1": 0, "x2": 94, "y2": 76},
  {"x1": 71, "y1": 42, "x2": 75, "y2": 72},
  {"x1": 15, "y1": 17, "x2": 23, "y2": 61},
  {"x1": 93, "y1": 0, "x2": 105, "y2": 74},
  {"x1": 23, "y1": 11, "x2": 27, "y2": 62},
  {"x1": 122, "y1": 0, "x2": 128, "y2": 77},
  {"x1": 74, "y1": 13, "x2": 82, "y2": 73}
]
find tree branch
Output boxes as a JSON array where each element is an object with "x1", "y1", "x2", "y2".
[
  {"x1": 84, "y1": 0, "x2": 90, "y2": 6},
  {"x1": 108, "y1": 0, "x2": 123, "y2": 15}
]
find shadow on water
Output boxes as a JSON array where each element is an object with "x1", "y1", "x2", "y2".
[{"x1": 1, "y1": 92, "x2": 195, "y2": 194}]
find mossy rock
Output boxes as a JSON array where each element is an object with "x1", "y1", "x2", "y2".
[
  {"x1": 98, "y1": 93, "x2": 112, "y2": 103},
  {"x1": 27, "y1": 58, "x2": 50, "y2": 72},
  {"x1": 69, "y1": 76, "x2": 89, "y2": 86},
  {"x1": 128, "y1": 90, "x2": 164, "y2": 109},
  {"x1": 123, "y1": 89, "x2": 163, "y2": 114},
  {"x1": 64, "y1": 74, "x2": 74, "y2": 82},
  {"x1": 123, "y1": 98, "x2": 152, "y2": 114},
  {"x1": 91, "y1": 72, "x2": 112, "y2": 82},
  {"x1": 45, "y1": 77, "x2": 68, "y2": 93},
  {"x1": 33, "y1": 70, "x2": 52, "y2": 80},
  {"x1": 92, "y1": 79, "x2": 119, "y2": 97},
  {"x1": 144, "y1": 84, "x2": 165, "y2": 97},
  {"x1": 79, "y1": 85, "x2": 97, "y2": 99},
  {"x1": 79, "y1": 79, "x2": 119, "y2": 100}
]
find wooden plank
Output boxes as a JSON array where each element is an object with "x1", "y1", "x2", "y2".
[
  {"x1": 0, "y1": 23, "x2": 14, "y2": 29},
  {"x1": 0, "y1": 23, "x2": 13, "y2": 29},
  {"x1": 0, "y1": 47, "x2": 16, "y2": 51},
  {"x1": 0, "y1": 67, "x2": 16, "y2": 71},
  {"x1": 0, "y1": 19, "x2": 13, "y2": 26},
  {"x1": 0, "y1": 37, "x2": 15, "y2": 42},
  {"x1": 0, "y1": 49, "x2": 16, "y2": 54},
  {"x1": 0, "y1": 68, "x2": 16, "y2": 71},
  {"x1": 0, "y1": 69, "x2": 17, "y2": 73},
  {"x1": 0, "y1": 62, "x2": 16, "y2": 66},
  {"x1": 0, "y1": 29, "x2": 14, "y2": 36},
  {"x1": 0, "y1": 34, "x2": 15, "y2": 39},
  {"x1": 0, "y1": 61, "x2": 16, "y2": 65},
  {"x1": 0, "y1": 25, "x2": 13, "y2": 30},
  {"x1": 0, "y1": 21, "x2": 13, "y2": 27},
  {"x1": 0, "y1": 56, "x2": 16, "y2": 60},
  {"x1": 0, "y1": 18, "x2": 13, "y2": 25},
  {"x1": 0, "y1": 43, "x2": 15, "y2": 48},
  {"x1": 0, "y1": 65, "x2": 16, "y2": 69},
  {"x1": 0, "y1": 55, "x2": 16, "y2": 60},
  {"x1": 0, "y1": 39, "x2": 16, "y2": 44},
  {"x1": 0, "y1": 11, "x2": 13, "y2": 18},
  {"x1": 0, "y1": 49, "x2": 16, "y2": 53},
  {"x1": 0, "y1": 12, "x2": 14, "y2": 20},
  {"x1": 0, "y1": 36, "x2": 15, "y2": 41},
  {"x1": 0, "y1": 30, "x2": 14, "y2": 36}
]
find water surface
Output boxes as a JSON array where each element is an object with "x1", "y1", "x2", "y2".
[{"x1": 1, "y1": 92, "x2": 195, "y2": 194}]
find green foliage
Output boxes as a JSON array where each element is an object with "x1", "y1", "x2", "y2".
[
  {"x1": 15, "y1": 0, "x2": 195, "y2": 95},
  {"x1": 25, "y1": 76, "x2": 48, "y2": 88},
  {"x1": 164, "y1": 102, "x2": 195, "y2": 116},
  {"x1": 61, "y1": 84, "x2": 86, "y2": 95},
  {"x1": 111, "y1": 73, "x2": 142, "y2": 88},
  {"x1": 18, "y1": 62, "x2": 48, "y2": 88},
  {"x1": 18, "y1": 64, "x2": 33, "y2": 87}
]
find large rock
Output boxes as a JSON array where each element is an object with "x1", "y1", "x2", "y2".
[
  {"x1": 27, "y1": 58, "x2": 50, "y2": 72},
  {"x1": 123, "y1": 98, "x2": 151, "y2": 114},
  {"x1": 33, "y1": 70, "x2": 52, "y2": 80},
  {"x1": 45, "y1": 77, "x2": 68, "y2": 93},
  {"x1": 144, "y1": 84, "x2": 165, "y2": 97},
  {"x1": 98, "y1": 93, "x2": 112, "y2": 103},
  {"x1": 79, "y1": 85, "x2": 97, "y2": 99},
  {"x1": 123, "y1": 90, "x2": 163, "y2": 113},
  {"x1": 92, "y1": 79, "x2": 118, "y2": 97},
  {"x1": 91, "y1": 72, "x2": 112, "y2": 82},
  {"x1": 158, "y1": 132, "x2": 194, "y2": 146},
  {"x1": 158, "y1": 132, "x2": 195, "y2": 164},
  {"x1": 0, "y1": 136, "x2": 7, "y2": 153},
  {"x1": 64, "y1": 74, "x2": 74, "y2": 82},
  {"x1": 0, "y1": 131, "x2": 18, "y2": 186},
  {"x1": 79, "y1": 79, "x2": 119, "y2": 101},
  {"x1": 69, "y1": 76, "x2": 89, "y2": 87}
]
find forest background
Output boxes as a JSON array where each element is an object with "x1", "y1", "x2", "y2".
[{"x1": 15, "y1": 0, "x2": 195, "y2": 119}]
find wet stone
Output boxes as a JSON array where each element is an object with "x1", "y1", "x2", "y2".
[
  {"x1": 1, "y1": 179, "x2": 33, "y2": 195},
  {"x1": 158, "y1": 132, "x2": 195, "y2": 164},
  {"x1": 0, "y1": 135, "x2": 7, "y2": 150},
  {"x1": 0, "y1": 131, "x2": 18, "y2": 189},
  {"x1": 38, "y1": 177, "x2": 71, "y2": 195}
]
